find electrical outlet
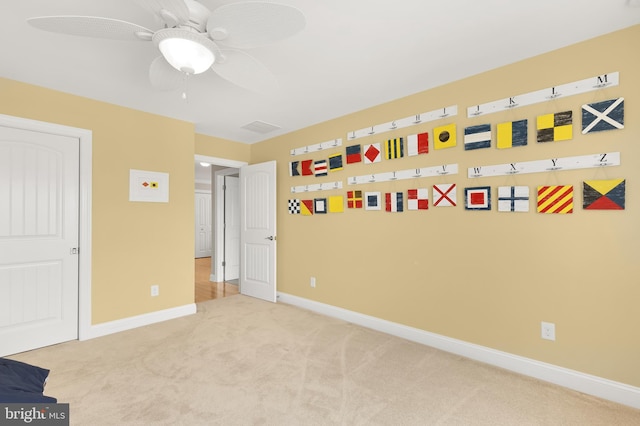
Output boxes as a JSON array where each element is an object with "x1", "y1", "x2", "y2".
[
  {"x1": 151, "y1": 285, "x2": 159, "y2": 297},
  {"x1": 310, "y1": 277, "x2": 316, "y2": 288},
  {"x1": 541, "y1": 321, "x2": 555, "y2": 341}
]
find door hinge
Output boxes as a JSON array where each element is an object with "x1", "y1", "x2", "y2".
[{"x1": 70, "y1": 247, "x2": 79, "y2": 255}]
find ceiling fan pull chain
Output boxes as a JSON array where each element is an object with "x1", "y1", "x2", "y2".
[{"x1": 182, "y1": 72, "x2": 189, "y2": 101}]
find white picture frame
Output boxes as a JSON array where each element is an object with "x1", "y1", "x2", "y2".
[{"x1": 129, "y1": 169, "x2": 169, "y2": 203}]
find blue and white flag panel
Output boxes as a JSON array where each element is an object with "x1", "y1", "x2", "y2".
[
  {"x1": 582, "y1": 97, "x2": 624, "y2": 134},
  {"x1": 498, "y1": 186, "x2": 530, "y2": 212},
  {"x1": 365, "y1": 192, "x2": 382, "y2": 210},
  {"x1": 464, "y1": 124, "x2": 491, "y2": 150},
  {"x1": 385, "y1": 192, "x2": 403, "y2": 212},
  {"x1": 314, "y1": 198, "x2": 327, "y2": 214}
]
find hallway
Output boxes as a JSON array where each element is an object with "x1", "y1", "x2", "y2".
[{"x1": 194, "y1": 257, "x2": 239, "y2": 302}]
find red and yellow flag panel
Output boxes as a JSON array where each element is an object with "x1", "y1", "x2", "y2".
[{"x1": 537, "y1": 185, "x2": 573, "y2": 214}]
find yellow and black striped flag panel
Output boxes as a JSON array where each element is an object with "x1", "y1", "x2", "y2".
[
  {"x1": 434, "y1": 123, "x2": 456, "y2": 150},
  {"x1": 385, "y1": 138, "x2": 404, "y2": 159},
  {"x1": 537, "y1": 111, "x2": 573, "y2": 142}
]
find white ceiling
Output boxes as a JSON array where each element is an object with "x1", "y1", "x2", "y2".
[{"x1": 1, "y1": 1, "x2": 639, "y2": 146}]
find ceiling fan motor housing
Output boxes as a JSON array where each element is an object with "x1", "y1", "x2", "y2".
[{"x1": 182, "y1": 0, "x2": 211, "y2": 32}]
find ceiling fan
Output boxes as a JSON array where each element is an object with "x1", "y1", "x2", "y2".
[{"x1": 27, "y1": 0, "x2": 306, "y2": 94}]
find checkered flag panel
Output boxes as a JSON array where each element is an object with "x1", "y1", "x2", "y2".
[{"x1": 288, "y1": 199, "x2": 300, "y2": 214}]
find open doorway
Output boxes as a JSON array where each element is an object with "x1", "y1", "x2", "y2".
[{"x1": 194, "y1": 154, "x2": 247, "y2": 302}]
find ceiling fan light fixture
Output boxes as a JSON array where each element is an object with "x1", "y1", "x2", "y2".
[{"x1": 153, "y1": 28, "x2": 217, "y2": 74}]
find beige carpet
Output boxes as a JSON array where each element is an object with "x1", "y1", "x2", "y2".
[{"x1": 10, "y1": 295, "x2": 640, "y2": 425}]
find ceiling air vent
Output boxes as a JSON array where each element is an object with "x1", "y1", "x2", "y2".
[{"x1": 241, "y1": 120, "x2": 281, "y2": 134}]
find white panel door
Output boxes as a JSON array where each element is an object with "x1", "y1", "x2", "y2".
[
  {"x1": 224, "y1": 176, "x2": 240, "y2": 280},
  {"x1": 194, "y1": 191, "x2": 212, "y2": 258},
  {"x1": 239, "y1": 161, "x2": 276, "y2": 302},
  {"x1": 0, "y1": 125, "x2": 79, "y2": 356}
]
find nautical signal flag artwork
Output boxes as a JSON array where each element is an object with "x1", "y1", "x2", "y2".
[
  {"x1": 364, "y1": 143, "x2": 382, "y2": 164},
  {"x1": 497, "y1": 119, "x2": 528, "y2": 149},
  {"x1": 288, "y1": 199, "x2": 301, "y2": 214},
  {"x1": 407, "y1": 188, "x2": 428, "y2": 210},
  {"x1": 301, "y1": 199, "x2": 314, "y2": 216},
  {"x1": 464, "y1": 124, "x2": 491, "y2": 150},
  {"x1": 537, "y1": 185, "x2": 573, "y2": 214},
  {"x1": 407, "y1": 132, "x2": 429, "y2": 156},
  {"x1": 314, "y1": 159, "x2": 327, "y2": 177},
  {"x1": 314, "y1": 198, "x2": 327, "y2": 214},
  {"x1": 582, "y1": 98, "x2": 624, "y2": 134},
  {"x1": 434, "y1": 123, "x2": 456, "y2": 150},
  {"x1": 328, "y1": 195, "x2": 344, "y2": 213},
  {"x1": 465, "y1": 186, "x2": 491, "y2": 210},
  {"x1": 328, "y1": 153, "x2": 343, "y2": 172},
  {"x1": 583, "y1": 179, "x2": 625, "y2": 210},
  {"x1": 289, "y1": 161, "x2": 300, "y2": 177},
  {"x1": 346, "y1": 144, "x2": 362, "y2": 164},
  {"x1": 433, "y1": 184, "x2": 456, "y2": 207},
  {"x1": 385, "y1": 192, "x2": 403, "y2": 212},
  {"x1": 301, "y1": 159, "x2": 314, "y2": 176},
  {"x1": 537, "y1": 111, "x2": 573, "y2": 143},
  {"x1": 498, "y1": 186, "x2": 529, "y2": 212},
  {"x1": 385, "y1": 138, "x2": 404, "y2": 160},
  {"x1": 365, "y1": 192, "x2": 381, "y2": 210},
  {"x1": 347, "y1": 190, "x2": 363, "y2": 209}
]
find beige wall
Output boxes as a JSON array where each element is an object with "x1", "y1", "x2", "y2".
[
  {"x1": 252, "y1": 25, "x2": 640, "y2": 387},
  {"x1": 195, "y1": 133, "x2": 250, "y2": 163},
  {"x1": 1, "y1": 25, "x2": 637, "y2": 389},
  {"x1": 0, "y1": 79, "x2": 196, "y2": 324}
]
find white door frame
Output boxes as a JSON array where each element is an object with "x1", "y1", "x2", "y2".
[
  {"x1": 222, "y1": 175, "x2": 240, "y2": 281},
  {"x1": 194, "y1": 155, "x2": 247, "y2": 282},
  {"x1": 0, "y1": 114, "x2": 93, "y2": 341},
  {"x1": 213, "y1": 168, "x2": 240, "y2": 282}
]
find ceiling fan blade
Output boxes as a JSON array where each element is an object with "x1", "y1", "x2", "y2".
[
  {"x1": 149, "y1": 56, "x2": 184, "y2": 91},
  {"x1": 206, "y1": 2, "x2": 305, "y2": 49},
  {"x1": 211, "y1": 49, "x2": 279, "y2": 94},
  {"x1": 27, "y1": 16, "x2": 154, "y2": 41},
  {"x1": 135, "y1": 0, "x2": 191, "y2": 27}
]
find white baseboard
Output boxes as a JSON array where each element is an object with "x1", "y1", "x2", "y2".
[
  {"x1": 80, "y1": 303, "x2": 197, "y2": 341},
  {"x1": 277, "y1": 292, "x2": 640, "y2": 410}
]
